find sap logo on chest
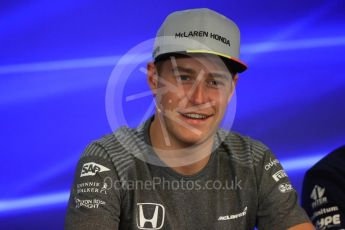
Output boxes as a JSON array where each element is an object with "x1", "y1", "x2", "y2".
[{"x1": 80, "y1": 162, "x2": 110, "y2": 177}]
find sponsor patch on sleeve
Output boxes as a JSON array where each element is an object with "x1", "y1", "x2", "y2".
[
  {"x1": 74, "y1": 197, "x2": 106, "y2": 209},
  {"x1": 278, "y1": 183, "x2": 293, "y2": 193},
  {"x1": 80, "y1": 162, "x2": 110, "y2": 177},
  {"x1": 272, "y1": 170, "x2": 287, "y2": 182}
]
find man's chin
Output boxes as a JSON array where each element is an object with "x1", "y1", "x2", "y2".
[{"x1": 176, "y1": 131, "x2": 213, "y2": 148}]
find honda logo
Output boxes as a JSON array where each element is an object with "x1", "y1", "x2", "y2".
[{"x1": 136, "y1": 203, "x2": 165, "y2": 229}]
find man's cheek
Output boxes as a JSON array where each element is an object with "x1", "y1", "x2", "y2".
[{"x1": 160, "y1": 95, "x2": 176, "y2": 111}]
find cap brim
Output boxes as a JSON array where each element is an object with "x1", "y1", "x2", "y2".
[
  {"x1": 154, "y1": 51, "x2": 247, "y2": 73},
  {"x1": 221, "y1": 56, "x2": 247, "y2": 73},
  {"x1": 186, "y1": 49, "x2": 247, "y2": 73}
]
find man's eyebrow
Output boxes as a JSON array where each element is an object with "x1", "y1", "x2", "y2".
[
  {"x1": 171, "y1": 66, "x2": 196, "y2": 75},
  {"x1": 171, "y1": 66, "x2": 231, "y2": 79},
  {"x1": 208, "y1": 71, "x2": 230, "y2": 80}
]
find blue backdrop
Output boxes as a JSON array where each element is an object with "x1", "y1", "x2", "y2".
[{"x1": 1, "y1": 0, "x2": 344, "y2": 229}]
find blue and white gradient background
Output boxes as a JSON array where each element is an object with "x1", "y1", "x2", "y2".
[{"x1": 0, "y1": 0, "x2": 344, "y2": 229}]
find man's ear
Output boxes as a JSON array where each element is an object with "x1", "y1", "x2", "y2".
[
  {"x1": 232, "y1": 73, "x2": 239, "y2": 87},
  {"x1": 147, "y1": 62, "x2": 158, "y2": 96},
  {"x1": 227, "y1": 73, "x2": 239, "y2": 103}
]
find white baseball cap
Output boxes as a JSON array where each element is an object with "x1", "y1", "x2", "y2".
[{"x1": 153, "y1": 8, "x2": 247, "y2": 73}]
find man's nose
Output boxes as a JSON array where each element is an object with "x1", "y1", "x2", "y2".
[{"x1": 188, "y1": 81, "x2": 206, "y2": 105}]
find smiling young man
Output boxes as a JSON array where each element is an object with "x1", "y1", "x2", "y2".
[{"x1": 65, "y1": 8, "x2": 314, "y2": 230}]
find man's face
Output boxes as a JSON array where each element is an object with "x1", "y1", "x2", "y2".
[{"x1": 149, "y1": 54, "x2": 238, "y2": 148}]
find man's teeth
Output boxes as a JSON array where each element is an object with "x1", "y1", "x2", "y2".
[{"x1": 182, "y1": 113, "x2": 209, "y2": 119}]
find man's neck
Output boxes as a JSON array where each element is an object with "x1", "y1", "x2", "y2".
[{"x1": 149, "y1": 114, "x2": 214, "y2": 176}]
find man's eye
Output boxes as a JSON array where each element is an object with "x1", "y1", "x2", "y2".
[
  {"x1": 178, "y1": 75, "x2": 191, "y2": 81},
  {"x1": 210, "y1": 80, "x2": 218, "y2": 85},
  {"x1": 209, "y1": 80, "x2": 223, "y2": 86}
]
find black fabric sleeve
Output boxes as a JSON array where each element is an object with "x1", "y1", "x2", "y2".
[
  {"x1": 65, "y1": 142, "x2": 122, "y2": 230},
  {"x1": 302, "y1": 163, "x2": 345, "y2": 229},
  {"x1": 255, "y1": 150, "x2": 311, "y2": 230}
]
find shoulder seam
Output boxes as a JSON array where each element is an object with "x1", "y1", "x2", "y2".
[{"x1": 219, "y1": 129, "x2": 269, "y2": 167}]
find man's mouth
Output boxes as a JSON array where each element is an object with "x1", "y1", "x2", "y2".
[{"x1": 178, "y1": 112, "x2": 213, "y2": 120}]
